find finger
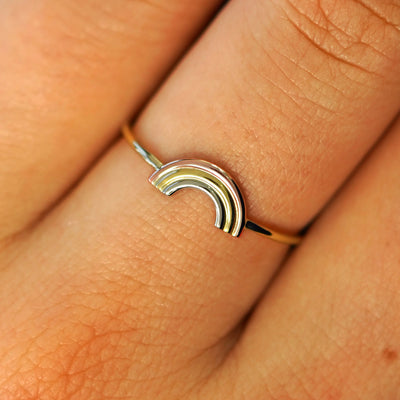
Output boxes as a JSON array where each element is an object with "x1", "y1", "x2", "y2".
[
  {"x1": 135, "y1": 0, "x2": 400, "y2": 230},
  {"x1": 0, "y1": 0, "x2": 223, "y2": 240},
  {"x1": 1, "y1": 0, "x2": 400, "y2": 397},
  {"x1": 0, "y1": 143, "x2": 287, "y2": 399},
  {"x1": 52, "y1": 0, "x2": 400, "y2": 347},
  {"x1": 215, "y1": 115, "x2": 400, "y2": 399}
]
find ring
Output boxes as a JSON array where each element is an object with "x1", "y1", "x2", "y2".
[{"x1": 122, "y1": 124, "x2": 301, "y2": 245}]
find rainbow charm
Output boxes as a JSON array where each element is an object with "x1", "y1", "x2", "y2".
[
  {"x1": 122, "y1": 124, "x2": 301, "y2": 245},
  {"x1": 149, "y1": 159, "x2": 245, "y2": 236}
]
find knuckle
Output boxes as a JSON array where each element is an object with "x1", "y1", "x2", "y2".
[
  {"x1": 278, "y1": 0, "x2": 400, "y2": 75},
  {"x1": 0, "y1": 274, "x2": 186, "y2": 400},
  {"x1": 0, "y1": 307, "x2": 131, "y2": 399}
]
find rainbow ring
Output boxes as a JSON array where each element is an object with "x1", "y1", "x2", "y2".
[{"x1": 122, "y1": 124, "x2": 301, "y2": 246}]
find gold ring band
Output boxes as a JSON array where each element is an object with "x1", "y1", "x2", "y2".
[{"x1": 122, "y1": 124, "x2": 301, "y2": 246}]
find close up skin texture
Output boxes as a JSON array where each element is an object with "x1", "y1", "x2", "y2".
[{"x1": 0, "y1": 0, "x2": 399, "y2": 399}]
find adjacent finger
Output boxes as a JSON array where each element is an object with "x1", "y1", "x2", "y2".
[
  {"x1": 215, "y1": 115, "x2": 400, "y2": 399},
  {"x1": 0, "y1": 0, "x2": 223, "y2": 240}
]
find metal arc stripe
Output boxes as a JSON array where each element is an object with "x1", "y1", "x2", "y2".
[
  {"x1": 157, "y1": 171, "x2": 233, "y2": 232},
  {"x1": 166, "y1": 180, "x2": 225, "y2": 230},
  {"x1": 149, "y1": 160, "x2": 245, "y2": 236}
]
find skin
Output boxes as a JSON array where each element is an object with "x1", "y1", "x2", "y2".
[{"x1": 0, "y1": 0, "x2": 399, "y2": 398}]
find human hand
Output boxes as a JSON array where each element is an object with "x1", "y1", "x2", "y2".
[{"x1": 1, "y1": 0, "x2": 399, "y2": 398}]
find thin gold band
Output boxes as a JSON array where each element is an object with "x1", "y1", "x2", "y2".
[{"x1": 122, "y1": 124, "x2": 301, "y2": 245}]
